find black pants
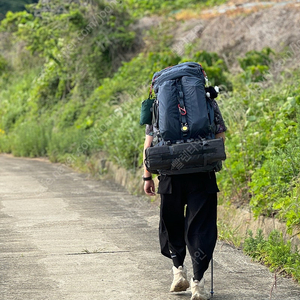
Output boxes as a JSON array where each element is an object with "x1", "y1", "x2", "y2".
[{"x1": 158, "y1": 172, "x2": 218, "y2": 281}]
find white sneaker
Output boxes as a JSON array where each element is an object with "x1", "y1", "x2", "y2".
[
  {"x1": 190, "y1": 278, "x2": 210, "y2": 300},
  {"x1": 170, "y1": 265, "x2": 190, "y2": 292}
]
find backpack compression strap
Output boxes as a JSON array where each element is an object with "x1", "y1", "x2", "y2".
[{"x1": 176, "y1": 79, "x2": 189, "y2": 137}]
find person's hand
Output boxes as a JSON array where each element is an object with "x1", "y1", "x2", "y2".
[{"x1": 144, "y1": 179, "x2": 156, "y2": 196}]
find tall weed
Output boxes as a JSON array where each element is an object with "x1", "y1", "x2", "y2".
[{"x1": 10, "y1": 121, "x2": 51, "y2": 157}]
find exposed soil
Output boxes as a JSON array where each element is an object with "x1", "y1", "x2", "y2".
[{"x1": 137, "y1": 1, "x2": 300, "y2": 71}]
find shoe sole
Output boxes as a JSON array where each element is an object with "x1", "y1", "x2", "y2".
[
  {"x1": 170, "y1": 278, "x2": 190, "y2": 292},
  {"x1": 191, "y1": 292, "x2": 210, "y2": 300}
]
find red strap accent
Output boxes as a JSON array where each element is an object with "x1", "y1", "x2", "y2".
[
  {"x1": 151, "y1": 76, "x2": 158, "y2": 92},
  {"x1": 178, "y1": 104, "x2": 187, "y2": 115},
  {"x1": 198, "y1": 63, "x2": 207, "y2": 78}
]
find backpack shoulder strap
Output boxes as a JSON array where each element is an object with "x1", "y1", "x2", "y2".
[{"x1": 206, "y1": 97, "x2": 216, "y2": 139}]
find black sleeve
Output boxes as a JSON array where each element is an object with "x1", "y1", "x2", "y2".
[
  {"x1": 145, "y1": 124, "x2": 154, "y2": 136},
  {"x1": 212, "y1": 100, "x2": 227, "y2": 134}
]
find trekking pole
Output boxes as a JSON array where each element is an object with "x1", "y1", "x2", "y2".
[{"x1": 210, "y1": 255, "x2": 214, "y2": 297}]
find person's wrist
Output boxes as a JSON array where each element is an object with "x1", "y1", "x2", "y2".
[{"x1": 142, "y1": 175, "x2": 152, "y2": 181}]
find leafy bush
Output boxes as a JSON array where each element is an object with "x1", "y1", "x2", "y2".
[
  {"x1": 101, "y1": 101, "x2": 145, "y2": 170},
  {"x1": 0, "y1": 10, "x2": 34, "y2": 32},
  {"x1": 217, "y1": 65, "x2": 300, "y2": 232},
  {"x1": 0, "y1": 0, "x2": 38, "y2": 21},
  {"x1": 0, "y1": 69, "x2": 38, "y2": 133},
  {"x1": 249, "y1": 115, "x2": 300, "y2": 231},
  {"x1": 190, "y1": 50, "x2": 232, "y2": 89},
  {"x1": 47, "y1": 127, "x2": 98, "y2": 162},
  {"x1": 238, "y1": 47, "x2": 274, "y2": 82},
  {"x1": 244, "y1": 229, "x2": 300, "y2": 282},
  {"x1": 239, "y1": 47, "x2": 274, "y2": 70},
  {"x1": 7, "y1": 0, "x2": 137, "y2": 114},
  {"x1": 10, "y1": 121, "x2": 51, "y2": 157},
  {"x1": 0, "y1": 54, "x2": 9, "y2": 76}
]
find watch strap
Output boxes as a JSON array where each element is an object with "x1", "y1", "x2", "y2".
[{"x1": 142, "y1": 175, "x2": 152, "y2": 181}]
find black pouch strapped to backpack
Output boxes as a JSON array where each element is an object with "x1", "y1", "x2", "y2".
[{"x1": 140, "y1": 94, "x2": 155, "y2": 126}]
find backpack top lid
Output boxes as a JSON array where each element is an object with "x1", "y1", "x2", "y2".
[{"x1": 151, "y1": 62, "x2": 206, "y2": 93}]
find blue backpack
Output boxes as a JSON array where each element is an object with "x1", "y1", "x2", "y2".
[
  {"x1": 151, "y1": 62, "x2": 215, "y2": 144},
  {"x1": 143, "y1": 62, "x2": 226, "y2": 175}
]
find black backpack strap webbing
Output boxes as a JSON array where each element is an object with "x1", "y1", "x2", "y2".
[
  {"x1": 176, "y1": 79, "x2": 189, "y2": 137},
  {"x1": 152, "y1": 98, "x2": 159, "y2": 129}
]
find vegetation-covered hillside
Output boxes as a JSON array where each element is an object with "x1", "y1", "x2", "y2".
[{"x1": 0, "y1": 0, "x2": 299, "y2": 281}]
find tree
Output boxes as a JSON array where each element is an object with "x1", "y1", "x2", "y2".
[{"x1": 0, "y1": 0, "x2": 38, "y2": 20}]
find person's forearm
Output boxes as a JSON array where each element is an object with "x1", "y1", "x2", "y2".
[
  {"x1": 143, "y1": 168, "x2": 152, "y2": 178},
  {"x1": 143, "y1": 135, "x2": 153, "y2": 177},
  {"x1": 216, "y1": 132, "x2": 225, "y2": 142}
]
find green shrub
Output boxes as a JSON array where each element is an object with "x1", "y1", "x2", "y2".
[
  {"x1": 0, "y1": 129, "x2": 11, "y2": 152},
  {"x1": 0, "y1": 54, "x2": 9, "y2": 76},
  {"x1": 101, "y1": 97, "x2": 145, "y2": 170},
  {"x1": 218, "y1": 70, "x2": 300, "y2": 232},
  {"x1": 8, "y1": 0, "x2": 137, "y2": 114},
  {"x1": 244, "y1": 229, "x2": 300, "y2": 281},
  {"x1": 181, "y1": 50, "x2": 232, "y2": 89},
  {"x1": 47, "y1": 127, "x2": 98, "y2": 162},
  {"x1": 0, "y1": 10, "x2": 34, "y2": 32},
  {"x1": 238, "y1": 47, "x2": 274, "y2": 82},
  {"x1": 239, "y1": 47, "x2": 273, "y2": 70},
  {"x1": 250, "y1": 138, "x2": 300, "y2": 231},
  {"x1": 0, "y1": 1, "x2": 38, "y2": 21},
  {"x1": 10, "y1": 121, "x2": 51, "y2": 157}
]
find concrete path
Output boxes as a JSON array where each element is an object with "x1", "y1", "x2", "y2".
[{"x1": 0, "y1": 155, "x2": 300, "y2": 300}]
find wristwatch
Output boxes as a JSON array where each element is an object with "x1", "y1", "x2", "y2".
[{"x1": 142, "y1": 175, "x2": 152, "y2": 181}]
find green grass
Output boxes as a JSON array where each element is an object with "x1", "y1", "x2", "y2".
[{"x1": 217, "y1": 220, "x2": 242, "y2": 247}]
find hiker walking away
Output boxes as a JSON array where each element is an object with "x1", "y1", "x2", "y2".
[{"x1": 142, "y1": 63, "x2": 227, "y2": 300}]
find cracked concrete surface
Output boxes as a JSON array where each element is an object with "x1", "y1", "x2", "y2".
[{"x1": 0, "y1": 155, "x2": 300, "y2": 300}]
